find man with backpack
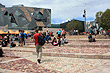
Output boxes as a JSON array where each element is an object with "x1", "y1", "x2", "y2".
[{"x1": 33, "y1": 30, "x2": 44, "y2": 64}]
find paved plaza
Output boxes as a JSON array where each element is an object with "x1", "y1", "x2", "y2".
[{"x1": 0, "y1": 35, "x2": 110, "y2": 73}]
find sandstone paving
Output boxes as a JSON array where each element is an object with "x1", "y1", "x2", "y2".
[
  {"x1": 2, "y1": 47, "x2": 36, "y2": 52},
  {"x1": 0, "y1": 58, "x2": 61, "y2": 73},
  {"x1": 3, "y1": 51, "x2": 33, "y2": 58},
  {"x1": 85, "y1": 61, "x2": 110, "y2": 73},
  {"x1": 25, "y1": 55, "x2": 110, "y2": 73},
  {"x1": 43, "y1": 47, "x2": 110, "y2": 54},
  {"x1": 68, "y1": 41, "x2": 110, "y2": 45},
  {"x1": 0, "y1": 57, "x2": 17, "y2": 62},
  {"x1": 0, "y1": 35, "x2": 110, "y2": 73},
  {"x1": 0, "y1": 68, "x2": 25, "y2": 73}
]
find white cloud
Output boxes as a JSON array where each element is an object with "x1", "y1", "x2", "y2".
[{"x1": 0, "y1": 0, "x2": 110, "y2": 24}]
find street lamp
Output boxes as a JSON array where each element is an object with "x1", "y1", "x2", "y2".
[{"x1": 83, "y1": 9, "x2": 86, "y2": 32}]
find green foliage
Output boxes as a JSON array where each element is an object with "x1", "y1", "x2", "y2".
[
  {"x1": 95, "y1": 11, "x2": 103, "y2": 23},
  {"x1": 100, "y1": 9, "x2": 110, "y2": 30},
  {"x1": 51, "y1": 24, "x2": 60, "y2": 28},
  {"x1": 65, "y1": 20, "x2": 83, "y2": 32}
]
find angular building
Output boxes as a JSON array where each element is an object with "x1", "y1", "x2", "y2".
[{"x1": 0, "y1": 4, "x2": 51, "y2": 30}]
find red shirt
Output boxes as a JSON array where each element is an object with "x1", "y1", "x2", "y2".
[
  {"x1": 0, "y1": 36, "x2": 3, "y2": 39},
  {"x1": 33, "y1": 33, "x2": 42, "y2": 45}
]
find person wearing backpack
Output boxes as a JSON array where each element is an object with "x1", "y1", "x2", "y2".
[{"x1": 33, "y1": 30, "x2": 43, "y2": 64}]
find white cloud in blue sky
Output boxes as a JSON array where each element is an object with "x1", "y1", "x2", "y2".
[{"x1": 0, "y1": 0, "x2": 110, "y2": 24}]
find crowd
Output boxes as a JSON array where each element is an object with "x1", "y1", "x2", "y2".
[
  {"x1": 51, "y1": 28, "x2": 68, "y2": 47},
  {"x1": 88, "y1": 29, "x2": 110, "y2": 42},
  {"x1": 35, "y1": 28, "x2": 68, "y2": 47},
  {"x1": 0, "y1": 30, "x2": 29, "y2": 48},
  {"x1": 0, "y1": 28, "x2": 68, "y2": 48}
]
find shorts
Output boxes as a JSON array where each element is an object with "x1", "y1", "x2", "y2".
[{"x1": 20, "y1": 38, "x2": 23, "y2": 43}]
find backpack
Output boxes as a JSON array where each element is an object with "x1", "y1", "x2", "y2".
[{"x1": 38, "y1": 34, "x2": 45, "y2": 46}]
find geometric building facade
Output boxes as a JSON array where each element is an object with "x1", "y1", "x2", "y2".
[{"x1": 0, "y1": 4, "x2": 51, "y2": 30}]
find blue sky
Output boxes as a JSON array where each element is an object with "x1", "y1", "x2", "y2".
[{"x1": 0, "y1": 0, "x2": 110, "y2": 24}]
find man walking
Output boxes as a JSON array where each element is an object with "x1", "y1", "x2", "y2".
[{"x1": 33, "y1": 30, "x2": 42, "y2": 64}]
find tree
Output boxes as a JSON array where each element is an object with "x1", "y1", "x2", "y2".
[
  {"x1": 65, "y1": 20, "x2": 83, "y2": 33},
  {"x1": 100, "y1": 9, "x2": 110, "y2": 30},
  {"x1": 95, "y1": 11, "x2": 103, "y2": 24}
]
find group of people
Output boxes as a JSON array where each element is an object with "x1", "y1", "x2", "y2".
[
  {"x1": 88, "y1": 29, "x2": 110, "y2": 42},
  {"x1": 0, "y1": 32, "x2": 16, "y2": 47},
  {"x1": 0, "y1": 30, "x2": 29, "y2": 48},
  {"x1": 52, "y1": 28, "x2": 68, "y2": 47},
  {"x1": 32, "y1": 28, "x2": 68, "y2": 64},
  {"x1": 89, "y1": 29, "x2": 110, "y2": 38}
]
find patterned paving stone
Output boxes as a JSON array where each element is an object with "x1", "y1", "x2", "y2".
[
  {"x1": 3, "y1": 51, "x2": 32, "y2": 58},
  {"x1": 0, "y1": 57, "x2": 16, "y2": 62},
  {"x1": 0, "y1": 58, "x2": 61, "y2": 73},
  {"x1": 68, "y1": 41, "x2": 110, "y2": 45},
  {"x1": 43, "y1": 47, "x2": 110, "y2": 54},
  {"x1": 25, "y1": 55, "x2": 110, "y2": 73}
]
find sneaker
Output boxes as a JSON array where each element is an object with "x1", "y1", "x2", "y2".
[{"x1": 37, "y1": 59, "x2": 41, "y2": 64}]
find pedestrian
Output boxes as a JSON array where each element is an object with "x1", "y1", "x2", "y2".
[
  {"x1": 9, "y1": 39, "x2": 16, "y2": 48},
  {"x1": 58, "y1": 29, "x2": 61, "y2": 38},
  {"x1": 23, "y1": 30, "x2": 25, "y2": 45},
  {"x1": 52, "y1": 37, "x2": 58, "y2": 46},
  {"x1": 20, "y1": 30, "x2": 24, "y2": 46},
  {"x1": 88, "y1": 33, "x2": 92, "y2": 42},
  {"x1": 103, "y1": 29, "x2": 107, "y2": 39},
  {"x1": 58, "y1": 37, "x2": 61, "y2": 47},
  {"x1": 89, "y1": 29, "x2": 91, "y2": 34},
  {"x1": 45, "y1": 30, "x2": 49, "y2": 44},
  {"x1": 108, "y1": 29, "x2": 110, "y2": 39},
  {"x1": 95, "y1": 30, "x2": 97, "y2": 37},
  {"x1": 60, "y1": 36, "x2": 64, "y2": 45},
  {"x1": 33, "y1": 30, "x2": 43, "y2": 64},
  {"x1": 0, "y1": 47, "x2": 3, "y2": 57},
  {"x1": 1, "y1": 38, "x2": 7, "y2": 47},
  {"x1": 61, "y1": 28, "x2": 65, "y2": 37},
  {"x1": 7, "y1": 31, "x2": 10, "y2": 43},
  {"x1": 64, "y1": 36, "x2": 68, "y2": 44},
  {"x1": 18, "y1": 30, "x2": 21, "y2": 46}
]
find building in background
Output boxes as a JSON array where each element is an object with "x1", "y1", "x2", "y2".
[
  {"x1": 0, "y1": 4, "x2": 51, "y2": 30},
  {"x1": 86, "y1": 20, "x2": 103, "y2": 33}
]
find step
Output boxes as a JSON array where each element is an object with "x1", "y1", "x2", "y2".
[
  {"x1": 68, "y1": 44, "x2": 110, "y2": 48},
  {"x1": 33, "y1": 52, "x2": 110, "y2": 59}
]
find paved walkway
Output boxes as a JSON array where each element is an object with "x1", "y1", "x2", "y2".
[{"x1": 0, "y1": 35, "x2": 110, "y2": 73}]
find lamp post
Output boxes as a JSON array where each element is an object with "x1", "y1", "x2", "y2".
[{"x1": 83, "y1": 9, "x2": 86, "y2": 32}]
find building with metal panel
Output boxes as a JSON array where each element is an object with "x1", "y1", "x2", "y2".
[{"x1": 0, "y1": 4, "x2": 51, "y2": 30}]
